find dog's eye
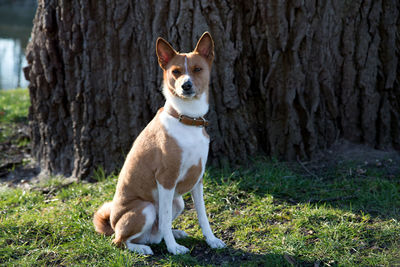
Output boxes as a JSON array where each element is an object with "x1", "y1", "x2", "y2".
[
  {"x1": 172, "y1": 69, "x2": 181, "y2": 75},
  {"x1": 193, "y1": 67, "x2": 202, "y2": 73}
]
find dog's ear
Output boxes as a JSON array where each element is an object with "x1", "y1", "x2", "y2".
[
  {"x1": 194, "y1": 32, "x2": 214, "y2": 63},
  {"x1": 156, "y1": 37, "x2": 177, "y2": 69}
]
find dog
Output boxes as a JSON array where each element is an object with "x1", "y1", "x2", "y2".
[{"x1": 93, "y1": 32, "x2": 226, "y2": 255}]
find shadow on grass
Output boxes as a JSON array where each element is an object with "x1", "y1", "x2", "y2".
[
  {"x1": 208, "y1": 156, "x2": 400, "y2": 220},
  {"x1": 144, "y1": 237, "x2": 313, "y2": 266}
]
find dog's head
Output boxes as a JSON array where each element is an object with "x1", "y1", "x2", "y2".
[{"x1": 156, "y1": 32, "x2": 214, "y2": 100}]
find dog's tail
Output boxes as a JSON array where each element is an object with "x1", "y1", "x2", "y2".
[{"x1": 93, "y1": 202, "x2": 114, "y2": 236}]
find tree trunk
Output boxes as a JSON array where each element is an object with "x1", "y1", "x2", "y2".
[{"x1": 25, "y1": 0, "x2": 400, "y2": 179}]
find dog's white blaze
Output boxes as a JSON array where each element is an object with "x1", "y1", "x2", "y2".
[
  {"x1": 171, "y1": 56, "x2": 193, "y2": 97},
  {"x1": 184, "y1": 56, "x2": 189, "y2": 74},
  {"x1": 163, "y1": 89, "x2": 209, "y2": 118}
]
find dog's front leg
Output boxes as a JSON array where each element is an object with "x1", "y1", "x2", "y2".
[
  {"x1": 192, "y1": 181, "x2": 226, "y2": 249},
  {"x1": 157, "y1": 182, "x2": 189, "y2": 255}
]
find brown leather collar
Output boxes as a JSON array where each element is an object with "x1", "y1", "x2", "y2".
[{"x1": 164, "y1": 106, "x2": 209, "y2": 127}]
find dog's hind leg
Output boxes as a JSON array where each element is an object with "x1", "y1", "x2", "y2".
[
  {"x1": 125, "y1": 237, "x2": 154, "y2": 255},
  {"x1": 172, "y1": 196, "x2": 184, "y2": 220},
  {"x1": 112, "y1": 201, "x2": 156, "y2": 255},
  {"x1": 172, "y1": 196, "x2": 188, "y2": 239}
]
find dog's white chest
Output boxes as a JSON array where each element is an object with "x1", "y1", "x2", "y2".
[{"x1": 160, "y1": 111, "x2": 209, "y2": 192}]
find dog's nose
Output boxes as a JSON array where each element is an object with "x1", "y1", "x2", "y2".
[{"x1": 182, "y1": 81, "x2": 193, "y2": 92}]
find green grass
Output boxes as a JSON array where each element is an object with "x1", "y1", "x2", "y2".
[
  {"x1": 0, "y1": 88, "x2": 30, "y2": 123},
  {"x1": 1, "y1": 160, "x2": 399, "y2": 266},
  {"x1": 0, "y1": 88, "x2": 30, "y2": 143}
]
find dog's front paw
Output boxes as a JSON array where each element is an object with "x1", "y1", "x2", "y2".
[
  {"x1": 206, "y1": 237, "x2": 226, "y2": 249},
  {"x1": 167, "y1": 243, "x2": 190, "y2": 255}
]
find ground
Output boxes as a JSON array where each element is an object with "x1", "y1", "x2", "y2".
[
  {"x1": 1, "y1": 89, "x2": 400, "y2": 266},
  {"x1": 0, "y1": 89, "x2": 40, "y2": 187}
]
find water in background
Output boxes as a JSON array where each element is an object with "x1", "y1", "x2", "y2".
[{"x1": 0, "y1": 0, "x2": 36, "y2": 89}]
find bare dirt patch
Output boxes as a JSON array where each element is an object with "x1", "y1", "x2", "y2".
[
  {"x1": 0, "y1": 123, "x2": 40, "y2": 187},
  {"x1": 293, "y1": 139, "x2": 400, "y2": 179}
]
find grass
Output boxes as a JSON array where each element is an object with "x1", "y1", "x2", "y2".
[
  {"x1": 0, "y1": 88, "x2": 30, "y2": 143},
  {"x1": 1, "y1": 160, "x2": 399, "y2": 266},
  {"x1": 0, "y1": 88, "x2": 30, "y2": 123},
  {"x1": 1, "y1": 88, "x2": 400, "y2": 266}
]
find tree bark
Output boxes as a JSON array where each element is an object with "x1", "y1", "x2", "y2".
[{"x1": 25, "y1": 0, "x2": 400, "y2": 179}]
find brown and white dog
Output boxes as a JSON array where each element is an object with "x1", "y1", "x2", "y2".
[{"x1": 93, "y1": 32, "x2": 226, "y2": 255}]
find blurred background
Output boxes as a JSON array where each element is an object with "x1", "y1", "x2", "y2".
[{"x1": 0, "y1": 0, "x2": 36, "y2": 90}]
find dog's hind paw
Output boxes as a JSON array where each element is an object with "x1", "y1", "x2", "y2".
[
  {"x1": 172, "y1": 229, "x2": 189, "y2": 239},
  {"x1": 126, "y1": 243, "x2": 154, "y2": 255},
  {"x1": 206, "y1": 237, "x2": 226, "y2": 249}
]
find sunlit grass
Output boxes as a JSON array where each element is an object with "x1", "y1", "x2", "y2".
[
  {"x1": 0, "y1": 88, "x2": 30, "y2": 123},
  {"x1": 0, "y1": 88, "x2": 30, "y2": 143}
]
